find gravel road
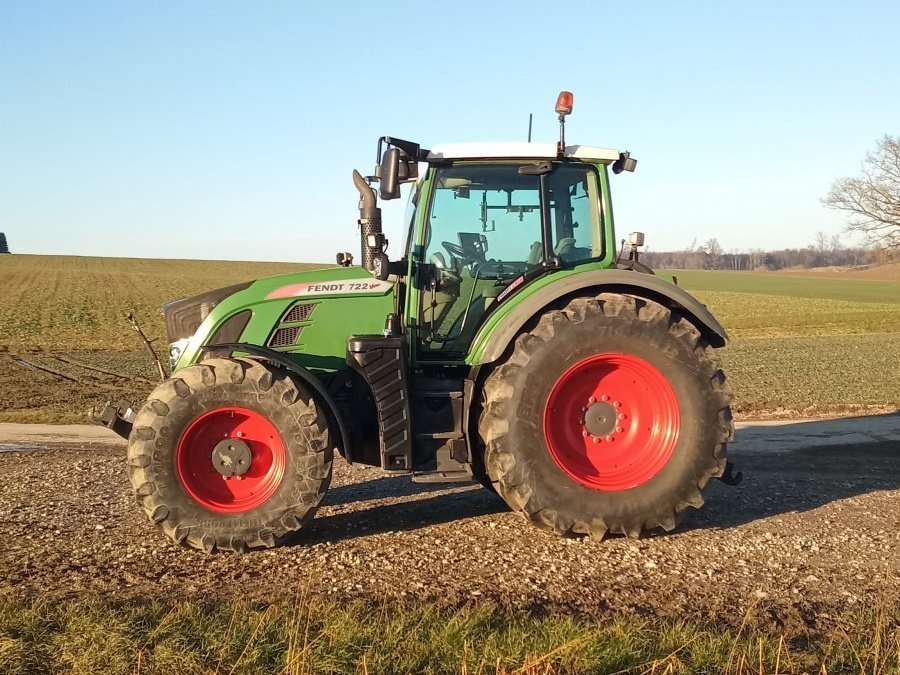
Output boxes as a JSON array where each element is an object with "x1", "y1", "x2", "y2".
[{"x1": 1, "y1": 415, "x2": 899, "y2": 632}]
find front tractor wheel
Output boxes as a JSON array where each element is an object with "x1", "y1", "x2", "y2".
[
  {"x1": 478, "y1": 293, "x2": 733, "y2": 539},
  {"x1": 127, "y1": 358, "x2": 333, "y2": 552}
]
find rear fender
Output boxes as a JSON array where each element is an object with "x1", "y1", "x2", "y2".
[{"x1": 472, "y1": 269, "x2": 728, "y2": 366}]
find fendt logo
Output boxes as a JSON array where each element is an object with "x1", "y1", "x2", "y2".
[{"x1": 265, "y1": 279, "x2": 393, "y2": 300}]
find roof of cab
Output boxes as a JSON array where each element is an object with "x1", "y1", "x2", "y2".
[{"x1": 426, "y1": 142, "x2": 621, "y2": 163}]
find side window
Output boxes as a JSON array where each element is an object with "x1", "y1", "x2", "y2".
[{"x1": 548, "y1": 165, "x2": 602, "y2": 263}]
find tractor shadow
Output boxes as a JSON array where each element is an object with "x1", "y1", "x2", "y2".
[
  {"x1": 298, "y1": 413, "x2": 900, "y2": 545},
  {"x1": 299, "y1": 475, "x2": 506, "y2": 546},
  {"x1": 685, "y1": 412, "x2": 900, "y2": 532}
]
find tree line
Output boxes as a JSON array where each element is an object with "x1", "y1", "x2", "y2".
[{"x1": 640, "y1": 235, "x2": 882, "y2": 271}]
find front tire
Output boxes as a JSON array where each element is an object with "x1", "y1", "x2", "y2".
[
  {"x1": 478, "y1": 293, "x2": 733, "y2": 538},
  {"x1": 127, "y1": 358, "x2": 332, "y2": 552}
]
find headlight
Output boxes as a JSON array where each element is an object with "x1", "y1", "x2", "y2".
[{"x1": 169, "y1": 339, "x2": 190, "y2": 370}]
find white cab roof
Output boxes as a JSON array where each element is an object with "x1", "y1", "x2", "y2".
[{"x1": 426, "y1": 142, "x2": 621, "y2": 163}]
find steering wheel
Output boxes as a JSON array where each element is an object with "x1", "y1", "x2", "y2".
[{"x1": 441, "y1": 240, "x2": 476, "y2": 262}]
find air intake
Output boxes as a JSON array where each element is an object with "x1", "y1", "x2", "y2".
[
  {"x1": 282, "y1": 302, "x2": 317, "y2": 323},
  {"x1": 268, "y1": 326, "x2": 302, "y2": 348}
]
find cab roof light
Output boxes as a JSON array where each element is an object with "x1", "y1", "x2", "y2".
[{"x1": 555, "y1": 91, "x2": 574, "y2": 116}]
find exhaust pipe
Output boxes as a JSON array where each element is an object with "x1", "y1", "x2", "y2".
[{"x1": 352, "y1": 169, "x2": 382, "y2": 272}]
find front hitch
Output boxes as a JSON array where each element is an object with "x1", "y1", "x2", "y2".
[
  {"x1": 719, "y1": 460, "x2": 743, "y2": 486},
  {"x1": 88, "y1": 399, "x2": 135, "y2": 440}
]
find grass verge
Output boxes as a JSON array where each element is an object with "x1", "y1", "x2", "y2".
[{"x1": 1, "y1": 595, "x2": 898, "y2": 674}]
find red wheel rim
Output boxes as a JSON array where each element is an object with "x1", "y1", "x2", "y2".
[
  {"x1": 542, "y1": 353, "x2": 680, "y2": 491},
  {"x1": 176, "y1": 406, "x2": 286, "y2": 513}
]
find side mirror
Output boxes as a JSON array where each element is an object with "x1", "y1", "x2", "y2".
[
  {"x1": 612, "y1": 152, "x2": 637, "y2": 174},
  {"x1": 372, "y1": 252, "x2": 390, "y2": 281},
  {"x1": 378, "y1": 148, "x2": 401, "y2": 200}
]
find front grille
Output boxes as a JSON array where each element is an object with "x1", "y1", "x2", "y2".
[
  {"x1": 268, "y1": 326, "x2": 302, "y2": 348},
  {"x1": 282, "y1": 302, "x2": 317, "y2": 323}
]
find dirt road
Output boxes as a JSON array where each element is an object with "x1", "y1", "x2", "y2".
[{"x1": 1, "y1": 415, "x2": 899, "y2": 632}]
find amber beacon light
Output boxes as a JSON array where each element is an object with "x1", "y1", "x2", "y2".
[{"x1": 555, "y1": 90, "x2": 574, "y2": 116}]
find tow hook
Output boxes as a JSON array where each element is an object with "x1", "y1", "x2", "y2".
[
  {"x1": 719, "y1": 460, "x2": 743, "y2": 486},
  {"x1": 88, "y1": 399, "x2": 135, "y2": 440}
]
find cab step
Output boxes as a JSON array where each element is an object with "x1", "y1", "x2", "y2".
[{"x1": 411, "y1": 470, "x2": 474, "y2": 484}]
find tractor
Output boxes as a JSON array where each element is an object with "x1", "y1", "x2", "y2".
[{"x1": 96, "y1": 92, "x2": 736, "y2": 552}]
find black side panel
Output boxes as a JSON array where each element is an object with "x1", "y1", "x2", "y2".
[
  {"x1": 347, "y1": 336, "x2": 413, "y2": 471},
  {"x1": 163, "y1": 281, "x2": 253, "y2": 341},
  {"x1": 204, "y1": 311, "x2": 252, "y2": 359}
]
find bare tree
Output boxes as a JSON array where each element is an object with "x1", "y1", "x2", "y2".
[{"x1": 825, "y1": 135, "x2": 900, "y2": 255}]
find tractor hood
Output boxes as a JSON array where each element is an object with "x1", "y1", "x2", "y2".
[{"x1": 166, "y1": 266, "x2": 396, "y2": 373}]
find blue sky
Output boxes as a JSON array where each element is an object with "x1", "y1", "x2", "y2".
[{"x1": 2, "y1": 1, "x2": 897, "y2": 262}]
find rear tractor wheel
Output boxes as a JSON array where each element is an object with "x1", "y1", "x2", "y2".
[
  {"x1": 478, "y1": 293, "x2": 733, "y2": 538},
  {"x1": 127, "y1": 358, "x2": 333, "y2": 552}
]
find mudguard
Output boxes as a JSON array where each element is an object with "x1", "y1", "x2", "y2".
[
  {"x1": 473, "y1": 269, "x2": 728, "y2": 365},
  {"x1": 200, "y1": 342, "x2": 351, "y2": 462}
]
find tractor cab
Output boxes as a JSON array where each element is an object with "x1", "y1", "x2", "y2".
[
  {"x1": 357, "y1": 93, "x2": 639, "y2": 362},
  {"x1": 405, "y1": 145, "x2": 620, "y2": 357}
]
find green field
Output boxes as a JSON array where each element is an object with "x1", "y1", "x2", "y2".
[
  {"x1": 0, "y1": 256, "x2": 898, "y2": 422},
  {"x1": 2, "y1": 595, "x2": 897, "y2": 675}
]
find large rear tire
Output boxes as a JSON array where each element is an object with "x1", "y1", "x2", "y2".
[
  {"x1": 127, "y1": 358, "x2": 332, "y2": 552},
  {"x1": 478, "y1": 293, "x2": 733, "y2": 538}
]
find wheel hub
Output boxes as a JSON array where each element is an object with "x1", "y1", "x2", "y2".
[
  {"x1": 176, "y1": 406, "x2": 287, "y2": 513},
  {"x1": 212, "y1": 438, "x2": 252, "y2": 477},
  {"x1": 582, "y1": 401, "x2": 617, "y2": 438},
  {"x1": 543, "y1": 353, "x2": 680, "y2": 491}
]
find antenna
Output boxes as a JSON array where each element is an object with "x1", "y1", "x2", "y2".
[{"x1": 527, "y1": 113, "x2": 533, "y2": 142}]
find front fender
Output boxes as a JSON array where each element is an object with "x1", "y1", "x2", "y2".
[
  {"x1": 470, "y1": 269, "x2": 728, "y2": 365},
  {"x1": 200, "y1": 343, "x2": 352, "y2": 463}
]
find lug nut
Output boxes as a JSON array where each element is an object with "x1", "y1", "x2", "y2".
[
  {"x1": 592, "y1": 437, "x2": 600, "y2": 444},
  {"x1": 613, "y1": 401, "x2": 620, "y2": 408},
  {"x1": 236, "y1": 431, "x2": 244, "y2": 438},
  {"x1": 605, "y1": 435, "x2": 613, "y2": 442},
  {"x1": 618, "y1": 413, "x2": 626, "y2": 420},
  {"x1": 601, "y1": 394, "x2": 609, "y2": 402},
  {"x1": 616, "y1": 426, "x2": 624, "y2": 433},
  {"x1": 588, "y1": 396, "x2": 595, "y2": 403},
  {"x1": 582, "y1": 430, "x2": 589, "y2": 437}
]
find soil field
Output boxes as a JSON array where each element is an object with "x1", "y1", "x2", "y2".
[
  {"x1": 774, "y1": 262, "x2": 900, "y2": 281},
  {"x1": 0, "y1": 255, "x2": 322, "y2": 422}
]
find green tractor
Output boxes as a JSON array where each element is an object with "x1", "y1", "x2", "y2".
[{"x1": 99, "y1": 93, "x2": 737, "y2": 552}]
